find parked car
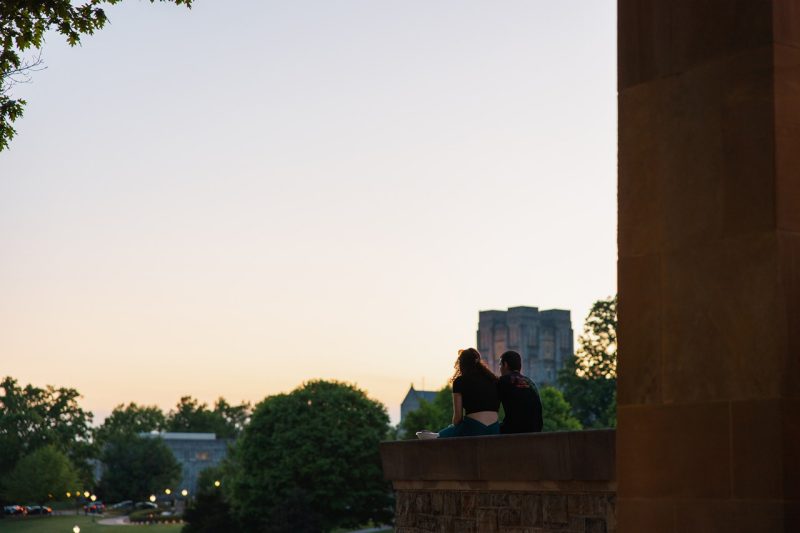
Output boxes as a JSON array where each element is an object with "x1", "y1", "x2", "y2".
[
  {"x1": 84, "y1": 501, "x2": 105, "y2": 514},
  {"x1": 134, "y1": 501, "x2": 158, "y2": 510},
  {"x1": 25, "y1": 505, "x2": 52, "y2": 515},
  {"x1": 108, "y1": 500, "x2": 134, "y2": 511},
  {"x1": 3, "y1": 505, "x2": 26, "y2": 516}
]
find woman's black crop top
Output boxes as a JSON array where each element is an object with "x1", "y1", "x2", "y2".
[{"x1": 452, "y1": 373, "x2": 500, "y2": 414}]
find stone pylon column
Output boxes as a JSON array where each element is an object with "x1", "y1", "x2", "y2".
[{"x1": 617, "y1": 1, "x2": 799, "y2": 531}]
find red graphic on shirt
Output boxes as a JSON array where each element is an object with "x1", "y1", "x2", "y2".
[{"x1": 510, "y1": 374, "x2": 531, "y2": 389}]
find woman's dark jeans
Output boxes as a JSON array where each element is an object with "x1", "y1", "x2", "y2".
[{"x1": 438, "y1": 417, "x2": 500, "y2": 438}]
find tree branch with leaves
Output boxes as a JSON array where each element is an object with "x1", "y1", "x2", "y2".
[
  {"x1": 558, "y1": 296, "x2": 617, "y2": 428},
  {"x1": 0, "y1": 0, "x2": 192, "y2": 151},
  {"x1": 0, "y1": 376, "x2": 95, "y2": 487}
]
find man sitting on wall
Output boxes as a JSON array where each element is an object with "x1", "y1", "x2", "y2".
[{"x1": 498, "y1": 350, "x2": 543, "y2": 434}]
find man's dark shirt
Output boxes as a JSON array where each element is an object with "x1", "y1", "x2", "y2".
[{"x1": 498, "y1": 371, "x2": 543, "y2": 434}]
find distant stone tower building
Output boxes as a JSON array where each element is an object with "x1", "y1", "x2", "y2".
[{"x1": 477, "y1": 306, "x2": 573, "y2": 387}]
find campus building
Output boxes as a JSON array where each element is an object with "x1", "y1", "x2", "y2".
[
  {"x1": 399, "y1": 386, "x2": 439, "y2": 425},
  {"x1": 141, "y1": 432, "x2": 230, "y2": 493},
  {"x1": 477, "y1": 306, "x2": 573, "y2": 387}
]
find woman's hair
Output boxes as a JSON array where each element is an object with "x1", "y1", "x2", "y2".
[{"x1": 450, "y1": 348, "x2": 498, "y2": 383}]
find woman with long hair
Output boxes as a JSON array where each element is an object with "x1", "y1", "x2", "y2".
[{"x1": 434, "y1": 348, "x2": 500, "y2": 438}]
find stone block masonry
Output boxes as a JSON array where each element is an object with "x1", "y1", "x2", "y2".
[
  {"x1": 618, "y1": 1, "x2": 800, "y2": 530},
  {"x1": 381, "y1": 430, "x2": 615, "y2": 533},
  {"x1": 394, "y1": 490, "x2": 615, "y2": 533}
]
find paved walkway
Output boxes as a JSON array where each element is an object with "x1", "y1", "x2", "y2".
[
  {"x1": 92, "y1": 515, "x2": 386, "y2": 530},
  {"x1": 97, "y1": 515, "x2": 131, "y2": 525}
]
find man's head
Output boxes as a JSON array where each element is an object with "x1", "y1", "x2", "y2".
[{"x1": 499, "y1": 350, "x2": 522, "y2": 376}]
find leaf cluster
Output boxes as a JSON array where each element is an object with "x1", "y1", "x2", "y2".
[
  {"x1": 98, "y1": 433, "x2": 181, "y2": 502},
  {"x1": 95, "y1": 402, "x2": 166, "y2": 445},
  {"x1": 96, "y1": 396, "x2": 251, "y2": 444},
  {"x1": 2, "y1": 445, "x2": 80, "y2": 504},
  {"x1": 539, "y1": 386, "x2": 582, "y2": 432},
  {"x1": 558, "y1": 296, "x2": 618, "y2": 428},
  {"x1": 165, "y1": 396, "x2": 251, "y2": 439},
  {"x1": 182, "y1": 466, "x2": 236, "y2": 533},
  {"x1": 0, "y1": 0, "x2": 192, "y2": 150},
  {"x1": 0, "y1": 376, "x2": 94, "y2": 487},
  {"x1": 574, "y1": 296, "x2": 617, "y2": 379}
]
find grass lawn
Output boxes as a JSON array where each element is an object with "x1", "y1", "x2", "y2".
[{"x1": 0, "y1": 515, "x2": 183, "y2": 532}]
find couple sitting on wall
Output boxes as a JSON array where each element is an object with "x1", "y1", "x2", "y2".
[{"x1": 418, "y1": 348, "x2": 543, "y2": 439}]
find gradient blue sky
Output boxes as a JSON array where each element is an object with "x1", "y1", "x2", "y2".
[{"x1": 0, "y1": 0, "x2": 616, "y2": 423}]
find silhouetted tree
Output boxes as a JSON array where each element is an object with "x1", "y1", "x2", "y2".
[
  {"x1": 95, "y1": 402, "x2": 166, "y2": 445},
  {"x1": 558, "y1": 296, "x2": 617, "y2": 427},
  {"x1": 0, "y1": 377, "x2": 95, "y2": 487},
  {"x1": 166, "y1": 396, "x2": 250, "y2": 439},
  {"x1": 265, "y1": 488, "x2": 322, "y2": 533},
  {"x1": 226, "y1": 380, "x2": 392, "y2": 532},
  {"x1": 182, "y1": 466, "x2": 238, "y2": 533},
  {"x1": 99, "y1": 434, "x2": 180, "y2": 501}
]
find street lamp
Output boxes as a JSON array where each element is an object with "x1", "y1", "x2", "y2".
[
  {"x1": 165, "y1": 488, "x2": 171, "y2": 495},
  {"x1": 72, "y1": 491, "x2": 81, "y2": 516},
  {"x1": 181, "y1": 489, "x2": 188, "y2": 497},
  {"x1": 90, "y1": 495, "x2": 97, "y2": 502},
  {"x1": 214, "y1": 480, "x2": 221, "y2": 488},
  {"x1": 149, "y1": 495, "x2": 156, "y2": 503},
  {"x1": 83, "y1": 491, "x2": 90, "y2": 498},
  {"x1": 73, "y1": 526, "x2": 80, "y2": 533}
]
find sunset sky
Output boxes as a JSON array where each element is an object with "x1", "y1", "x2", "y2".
[{"x1": 0, "y1": 0, "x2": 616, "y2": 423}]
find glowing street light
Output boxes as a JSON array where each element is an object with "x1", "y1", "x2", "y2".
[
  {"x1": 73, "y1": 526, "x2": 81, "y2": 533},
  {"x1": 66, "y1": 492, "x2": 72, "y2": 498},
  {"x1": 213, "y1": 480, "x2": 221, "y2": 488},
  {"x1": 83, "y1": 491, "x2": 90, "y2": 498},
  {"x1": 149, "y1": 495, "x2": 156, "y2": 503},
  {"x1": 90, "y1": 495, "x2": 97, "y2": 502},
  {"x1": 164, "y1": 488, "x2": 171, "y2": 495},
  {"x1": 181, "y1": 489, "x2": 188, "y2": 497}
]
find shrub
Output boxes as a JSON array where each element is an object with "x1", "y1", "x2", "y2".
[
  {"x1": 226, "y1": 380, "x2": 392, "y2": 532},
  {"x1": 182, "y1": 467, "x2": 238, "y2": 533}
]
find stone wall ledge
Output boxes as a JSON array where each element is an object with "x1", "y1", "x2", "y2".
[
  {"x1": 382, "y1": 430, "x2": 617, "y2": 533},
  {"x1": 381, "y1": 429, "x2": 616, "y2": 490}
]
